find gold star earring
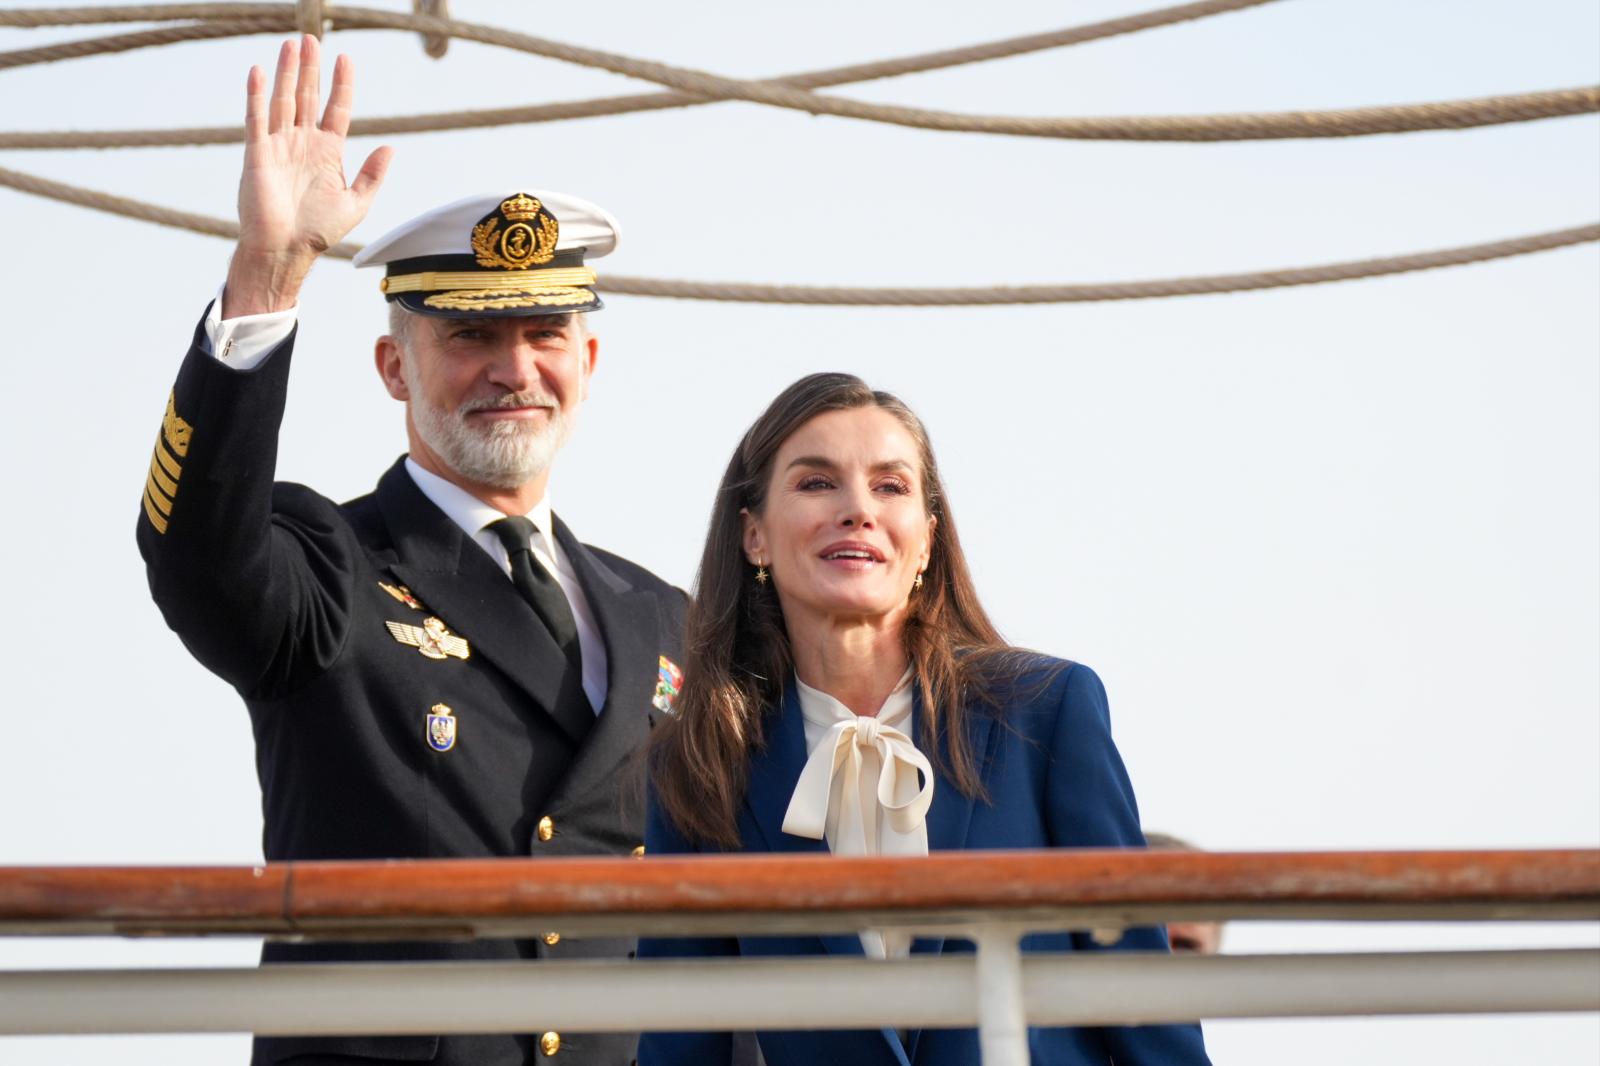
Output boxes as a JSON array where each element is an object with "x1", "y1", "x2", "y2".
[
  {"x1": 755, "y1": 562, "x2": 769, "y2": 586},
  {"x1": 913, "y1": 571, "x2": 924, "y2": 590}
]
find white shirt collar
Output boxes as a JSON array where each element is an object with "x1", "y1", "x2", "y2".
[{"x1": 404, "y1": 457, "x2": 556, "y2": 561}]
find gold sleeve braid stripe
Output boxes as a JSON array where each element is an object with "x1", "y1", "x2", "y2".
[
  {"x1": 148, "y1": 450, "x2": 178, "y2": 499},
  {"x1": 151, "y1": 436, "x2": 181, "y2": 481},
  {"x1": 142, "y1": 477, "x2": 169, "y2": 533},
  {"x1": 143, "y1": 390, "x2": 191, "y2": 534}
]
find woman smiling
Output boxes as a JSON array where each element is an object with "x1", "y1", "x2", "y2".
[{"x1": 641, "y1": 372, "x2": 1210, "y2": 1065}]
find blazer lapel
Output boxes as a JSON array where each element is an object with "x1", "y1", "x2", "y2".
[
  {"x1": 740, "y1": 680, "x2": 863, "y2": 958},
  {"x1": 909, "y1": 694, "x2": 999, "y2": 964},
  {"x1": 742, "y1": 679, "x2": 825, "y2": 855},
  {"x1": 540, "y1": 517, "x2": 660, "y2": 808},
  {"x1": 375, "y1": 461, "x2": 583, "y2": 743}
]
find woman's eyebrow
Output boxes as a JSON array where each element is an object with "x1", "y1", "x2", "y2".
[
  {"x1": 783, "y1": 456, "x2": 913, "y2": 473},
  {"x1": 784, "y1": 455, "x2": 837, "y2": 472}
]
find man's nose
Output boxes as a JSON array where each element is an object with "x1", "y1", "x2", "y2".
[{"x1": 486, "y1": 336, "x2": 541, "y2": 390}]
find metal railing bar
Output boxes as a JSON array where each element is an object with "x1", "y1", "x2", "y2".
[
  {"x1": 0, "y1": 950, "x2": 1593, "y2": 1036},
  {"x1": 975, "y1": 926, "x2": 1030, "y2": 1066}
]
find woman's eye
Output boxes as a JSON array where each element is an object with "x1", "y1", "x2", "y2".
[
  {"x1": 797, "y1": 475, "x2": 833, "y2": 491},
  {"x1": 876, "y1": 479, "x2": 911, "y2": 495}
]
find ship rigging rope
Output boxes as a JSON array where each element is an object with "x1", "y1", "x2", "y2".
[
  {"x1": 1, "y1": 3, "x2": 1596, "y2": 303},
  {"x1": 2, "y1": 163, "x2": 1593, "y2": 306},
  {"x1": 1, "y1": 3, "x2": 1596, "y2": 142}
]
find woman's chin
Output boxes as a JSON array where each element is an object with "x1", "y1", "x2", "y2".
[{"x1": 789, "y1": 591, "x2": 907, "y2": 627}]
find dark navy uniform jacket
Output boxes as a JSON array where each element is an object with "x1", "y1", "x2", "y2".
[
  {"x1": 138, "y1": 317, "x2": 686, "y2": 1066},
  {"x1": 638, "y1": 662, "x2": 1211, "y2": 1066}
]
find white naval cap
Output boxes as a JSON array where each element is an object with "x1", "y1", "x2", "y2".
[{"x1": 352, "y1": 190, "x2": 620, "y2": 317}]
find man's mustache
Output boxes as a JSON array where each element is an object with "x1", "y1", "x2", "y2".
[{"x1": 459, "y1": 392, "x2": 559, "y2": 415}]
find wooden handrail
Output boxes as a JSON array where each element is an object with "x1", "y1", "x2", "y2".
[{"x1": 2, "y1": 850, "x2": 1596, "y2": 939}]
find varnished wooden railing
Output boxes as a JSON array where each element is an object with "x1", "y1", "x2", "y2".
[
  {"x1": 1, "y1": 850, "x2": 1597, "y2": 1057},
  {"x1": 3, "y1": 849, "x2": 1597, "y2": 939}
]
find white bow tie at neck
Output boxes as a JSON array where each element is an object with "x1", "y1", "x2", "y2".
[{"x1": 782, "y1": 713, "x2": 935, "y2": 857}]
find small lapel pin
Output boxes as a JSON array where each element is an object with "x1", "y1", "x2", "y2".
[
  {"x1": 386, "y1": 617, "x2": 471, "y2": 661},
  {"x1": 379, "y1": 582, "x2": 426, "y2": 611},
  {"x1": 426, "y1": 703, "x2": 457, "y2": 752},
  {"x1": 653, "y1": 655, "x2": 683, "y2": 714}
]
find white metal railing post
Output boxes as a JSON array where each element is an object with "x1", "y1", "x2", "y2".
[{"x1": 972, "y1": 925, "x2": 1029, "y2": 1066}]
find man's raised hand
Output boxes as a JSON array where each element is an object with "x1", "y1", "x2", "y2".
[{"x1": 223, "y1": 35, "x2": 392, "y2": 318}]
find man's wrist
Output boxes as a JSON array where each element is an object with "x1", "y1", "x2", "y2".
[{"x1": 221, "y1": 247, "x2": 317, "y2": 318}]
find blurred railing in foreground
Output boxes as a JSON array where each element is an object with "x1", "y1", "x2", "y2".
[{"x1": 2, "y1": 850, "x2": 1597, "y2": 1065}]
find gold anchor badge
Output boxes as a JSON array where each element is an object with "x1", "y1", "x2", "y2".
[{"x1": 386, "y1": 616, "x2": 470, "y2": 661}]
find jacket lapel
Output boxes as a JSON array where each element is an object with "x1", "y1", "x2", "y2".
[
  {"x1": 909, "y1": 694, "x2": 998, "y2": 964},
  {"x1": 742, "y1": 679, "x2": 826, "y2": 855},
  {"x1": 540, "y1": 516, "x2": 660, "y2": 808},
  {"x1": 375, "y1": 461, "x2": 582, "y2": 742},
  {"x1": 740, "y1": 680, "x2": 862, "y2": 957}
]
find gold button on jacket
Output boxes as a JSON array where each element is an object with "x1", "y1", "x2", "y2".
[
  {"x1": 537, "y1": 815, "x2": 556, "y2": 842},
  {"x1": 540, "y1": 1030, "x2": 562, "y2": 1056}
]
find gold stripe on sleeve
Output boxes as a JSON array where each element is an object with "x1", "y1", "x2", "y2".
[
  {"x1": 144, "y1": 470, "x2": 174, "y2": 516},
  {"x1": 152, "y1": 435, "x2": 182, "y2": 481},
  {"x1": 142, "y1": 488, "x2": 169, "y2": 533},
  {"x1": 149, "y1": 453, "x2": 179, "y2": 499}
]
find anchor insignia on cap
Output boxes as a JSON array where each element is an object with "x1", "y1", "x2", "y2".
[{"x1": 471, "y1": 193, "x2": 559, "y2": 271}]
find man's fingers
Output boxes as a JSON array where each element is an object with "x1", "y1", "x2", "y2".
[
  {"x1": 267, "y1": 38, "x2": 298, "y2": 134},
  {"x1": 243, "y1": 65, "x2": 267, "y2": 144},
  {"x1": 350, "y1": 145, "x2": 394, "y2": 205},
  {"x1": 295, "y1": 33, "x2": 321, "y2": 127},
  {"x1": 320, "y1": 53, "x2": 355, "y2": 137}
]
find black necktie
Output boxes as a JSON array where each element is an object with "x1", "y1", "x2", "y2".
[{"x1": 486, "y1": 517, "x2": 591, "y2": 737}]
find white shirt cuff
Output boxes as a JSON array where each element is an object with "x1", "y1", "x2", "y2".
[{"x1": 202, "y1": 283, "x2": 298, "y2": 370}]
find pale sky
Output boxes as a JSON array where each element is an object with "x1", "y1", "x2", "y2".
[{"x1": 2, "y1": 1, "x2": 1597, "y2": 1062}]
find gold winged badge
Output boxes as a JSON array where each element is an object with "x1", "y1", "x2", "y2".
[{"x1": 385, "y1": 616, "x2": 470, "y2": 661}]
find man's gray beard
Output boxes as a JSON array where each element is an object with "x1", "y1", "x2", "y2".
[{"x1": 410, "y1": 390, "x2": 573, "y2": 490}]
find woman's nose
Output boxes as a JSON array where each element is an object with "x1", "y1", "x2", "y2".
[{"x1": 837, "y1": 487, "x2": 875, "y2": 528}]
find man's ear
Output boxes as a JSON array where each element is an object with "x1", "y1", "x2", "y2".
[
  {"x1": 741, "y1": 507, "x2": 765, "y2": 566},
  {"x1": 375, "y1": 335, "x2": 409, "y2": 401},
  {"x1": 579, "y1": 333, "x2": 599, "y2": 401}
]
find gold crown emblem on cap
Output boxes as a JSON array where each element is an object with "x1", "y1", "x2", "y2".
[
  {"x1": 499, "y1": 192, "x2": 543, "y2": 221},
  {"x1": 472, "y1": 192, "x2": 559, "y2": 271}
]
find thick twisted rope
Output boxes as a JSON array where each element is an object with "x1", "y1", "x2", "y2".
[
  {"x1": 0, "y1": 0, "x2": 1283, "y2": 146},
  {"x1": 3, "y1": 164, "x2": 1592, "y2": 305},
  {"x1": 0, "y1": 18, "x2": 292, "y2": 70},
  {"x1": 0, "y1": 0, "x2": 1278, "y2": 75},
  {"x1": 3, "y1": 3, "x2": 1595, "y2": 142}
]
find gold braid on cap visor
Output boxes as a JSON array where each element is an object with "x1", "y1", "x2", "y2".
[{"x1": 379, "y1": 267, "x2": 598, "y2": 295}]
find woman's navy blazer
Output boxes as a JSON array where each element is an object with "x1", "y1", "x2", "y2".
[{"x1": 638, "y1": 658, "x2": 1212, "y2": 1066}]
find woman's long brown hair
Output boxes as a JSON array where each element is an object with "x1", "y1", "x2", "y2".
[{"x1": 649, "y1": 373, "x2": 1017, "y2": 848}]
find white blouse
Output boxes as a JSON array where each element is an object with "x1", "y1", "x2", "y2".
[{"x1": 782, "y1": 671, "x2": 934, "y2": 958}]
